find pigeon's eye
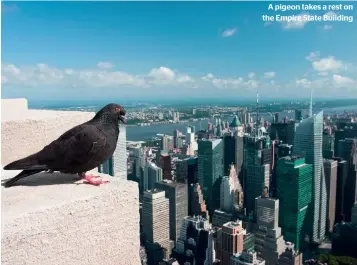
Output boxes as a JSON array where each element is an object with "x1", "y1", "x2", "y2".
[{"x1": 115, "y1": 107, "x2": 120, "y2": 113}]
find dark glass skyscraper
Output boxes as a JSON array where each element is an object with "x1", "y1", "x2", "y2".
[
  {"x1": 276, "y1": 156, "x2": 312, "y2": 250},
  {"x1": 269, "y1": 122, "x2": 295, "y2": 145},
  {"x1": 242, "y1": 135, "x2": 271, "y2": 216},
  {"x1": 198, "y1": 138, "x2": 224, "y2": 213},
  {"x1": 223, "y1": 133, "x2": 244, "y2": 178}
]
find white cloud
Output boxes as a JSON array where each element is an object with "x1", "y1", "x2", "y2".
[
  {"x1": 221, "y1": 28, "x2": 237, "y2": 37},
  {"x1": 312, "y1": 56, "x2": 344, "y2": 72},
  {"x1": 323, "y1": 25, "x2": 333, "y2": 31},
  {"x1": 149, "y1": 66, "x2": 176, "y2": 80},
  {"x1": 305, "y1": 51, "x2": 320, "y2": 62},
  {"x1": 97, "y1": 61, "x2": 114, "y2": 69},
  {"x1": 264, "y1": 72, "x2": 276, "y2": 79},
  {"x1": 295, "y1": 74, "x2": 357, "y2": 92},
  {"x1": 1, "y1": 63, "x2": 196, "y2": 88},
  {"x1": 332, "y1": 74, "x2": 356, "y2": 87},
  {"x1": 295, "y1": 78, "x2": 311, "y2": 88},
  {"x1": 3, "y1": 58, "x2": 356, "y2": 97},
  {"x1": 281, "y1": 12, "x2": 310, "y2": 30},
  {"x1": 248, "y1": 72, "x2": 255, "y2": 79},
  {"x1": 206, "y1": 73, "x2": 214, "y2": 79},
  {"x1": 201, "y1": 73, "x2": 260, "y2": 90}
]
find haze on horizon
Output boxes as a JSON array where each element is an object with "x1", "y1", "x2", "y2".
[{"x1": 1, "y1": 1, "x2": 357, "y2": 101}]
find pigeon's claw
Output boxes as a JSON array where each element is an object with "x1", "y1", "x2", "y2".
[{"x1": 83, "y1": 174, "x2": 109, "y2": 186}]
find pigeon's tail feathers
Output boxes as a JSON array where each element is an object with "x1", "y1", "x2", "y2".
[
  {"x1": 3, "y1": 169, "x2": 43, "y2": 188},
  {"x1": 3, "y1": 154, "x2": 48, "y2": 171}
]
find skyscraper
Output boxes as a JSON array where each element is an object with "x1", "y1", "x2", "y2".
[
  {"x1": 176, "y1": 156, "x2": 198, "y2": 184},
  {"x1": 204, "y1": 230, "x2": 217, "y2": 265},
  {"x1": 142, "y1": 190, "x2": 171, "y2": 257},
  {"x1": 113, "y1": 124, "x2": 127, "y2": 179},
  {"x1": 161, "y1": 135, "x2": 174, "y2": 151},
  {"x1": 336, "y1": 138, "x2": 357, "y2": 222},
  {"x1": 98, "y1": 125, "x2": 127, "y2": 179},
  {"x1": 142, "y1": 162, "x2": 163, "y2": 191},
  {"x1": 322, "y1": 131, "x2": 334, "y2": 159},
  {"x1": 335, "y1": 159, "x2": 348, "y2": 223},
  {"x1": 221, "y1": 221, "x2": 245, "y2": 265},
  {"x1": 224, "y1": 134, "x2": 237, "y2": 173},
  {"x1": 224, "y1": 131, "x2": 244, "y2": 178},
  {"x1": 175, "y1": 215, "x2": 211, "y2": 262},
  {"x1": 155, "y1": 180, "x2": 188, "y2": 242},
  {"x1": 323, "y1": 159, "x2": 338, "y2": 233},
  {"x1": 269, "y1": 122, "x2": 295, "y2": 145},
  {"x1": 220, "y1": 164, "x2": 244, "y2": 213},
  {"x1": 276, "y1": 156, "x2": 312, "y2": 250},
  {"x1": 292, "y1": 110, "x2": 327, "y2": 243},
  {"x1": 189, "y1": 183, "x2": 209, "y2": 218},
  {"x1": 243, "y1": 135, "x2": 271, "y2": 215},
  {"x1": 198, "y1": 138, "x2": 224, "y2": 213},
  {"x1": 295, "y1": 110, "x2": 302, "y2": 122},
  {"x1": 255, "y1": 189, "x2": 286, "y2": 265},
  {"x1": 159, "y1": 152, "x2": 173, "y2": 181}
]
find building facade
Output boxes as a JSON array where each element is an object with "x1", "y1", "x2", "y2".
[
  {"x1": 243, "y1": 135, "x2": 271, "y2": 216},
  {"x1": 198, "y1": 138, "x2": 224, "y2": 213},
  {"x1": 155, "y1": 180, "x2": 188, "y2": 242},
  {"x1": 276, "y1": 156, "x2": 312, "y2": 250},
  {"x1": 323, "y1": 159, "x2": 338, "y2": 232},
  {"x1": 292, "y1": 111, "x2": 326, "y2": 243}
]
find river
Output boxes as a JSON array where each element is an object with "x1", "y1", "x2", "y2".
[{"x1": 126, "y1": 105, "x2": 357, "y2": 141}]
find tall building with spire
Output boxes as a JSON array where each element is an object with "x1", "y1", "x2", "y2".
[
  {"x1": 242, "y1": 94, "x2": 272, "y2": 215},
  {"x1": 292, "y1": 108, "x2": 326, "y2": 243}
]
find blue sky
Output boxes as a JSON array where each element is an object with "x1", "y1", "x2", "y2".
[{"x1": 1, "y1": 1, "x2": 357, "y2": 101}]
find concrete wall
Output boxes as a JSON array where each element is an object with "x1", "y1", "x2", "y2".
[
  {"x1": 1, "y1": 99, "x2": 140, "y2": 265},
  {"x1": 1, "y1": 98, "x2": 95, "y2": 165}
]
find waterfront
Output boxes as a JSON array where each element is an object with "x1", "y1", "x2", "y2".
[{"x1": 126, "y1": 105, "x2": 357, "y2": 141}]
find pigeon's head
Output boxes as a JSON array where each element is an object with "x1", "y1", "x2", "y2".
[{"x1": 96, "y1": 103, "x2": 126, "y2": 124}]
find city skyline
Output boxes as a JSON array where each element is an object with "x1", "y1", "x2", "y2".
[{"x1": 2, "y1": 1, "x2": 357, "y2": 100}]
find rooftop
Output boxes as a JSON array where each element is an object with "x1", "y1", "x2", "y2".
[{"x1": 280, "y1": 155, "x2": 303, "y2": 161}]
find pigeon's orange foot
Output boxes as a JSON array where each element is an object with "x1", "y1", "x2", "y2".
[{"x1": 83, "y1": 175, "x2": 109, "y2": 186}]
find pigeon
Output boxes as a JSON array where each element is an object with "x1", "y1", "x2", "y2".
[{"x1": 3, "y1": 103, "x2": 126, "y2": 187}]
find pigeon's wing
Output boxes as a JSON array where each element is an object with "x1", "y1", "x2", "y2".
[{"x1": 38, "y1": 125, "x2": 108, "y2": 170}]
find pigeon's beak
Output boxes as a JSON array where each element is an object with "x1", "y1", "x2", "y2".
[{"x1": 118, "y1": 109, "x2": 126, "y2": 124}]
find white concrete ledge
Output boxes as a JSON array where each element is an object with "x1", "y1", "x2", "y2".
[
  {"x1": 1, "y1": 99, "x2": 95, "y2": 165},
  {"x1": 1, "y1": 169, "x2": 140, "y2": 265},
  {"x1": 1, "y1": 99, "x2": 140, "y2": 265}
]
